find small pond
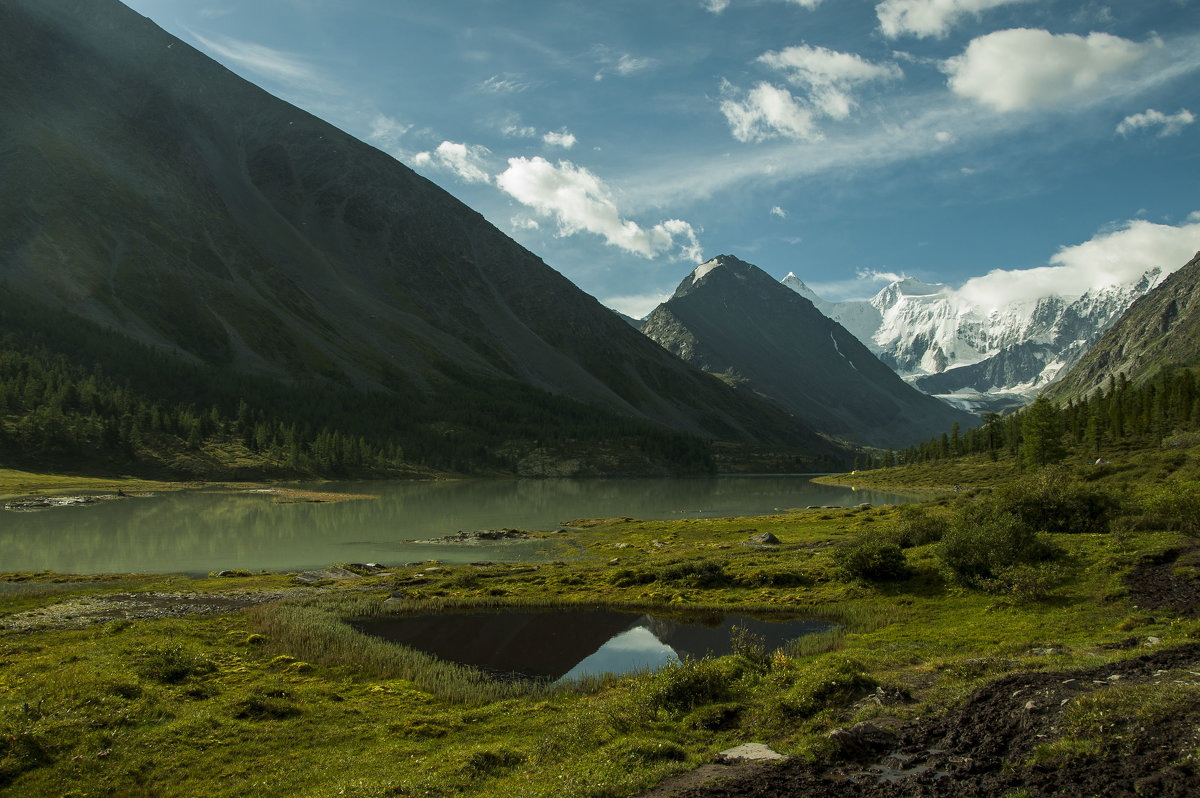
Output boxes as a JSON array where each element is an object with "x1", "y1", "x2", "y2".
[{"x1": 351, "y1": 608, "x2": 831, "y2": 682}]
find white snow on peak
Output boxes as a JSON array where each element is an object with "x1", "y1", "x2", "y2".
[{"x1": 691, "y1": 258, "x2": 722, "y2": 284}]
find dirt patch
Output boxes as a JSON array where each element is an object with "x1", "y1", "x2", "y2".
[
  {"x1": 655, "y1": 644, "x2": 1200, "y2": 797},
  {"x1": 1125, "y1": 545, "x2": 1200, "y2": 616},
  {"x1": 0, "y1": 589, "x2": 317, "y2": 631}
]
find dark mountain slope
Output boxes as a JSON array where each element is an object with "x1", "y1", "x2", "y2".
[
  {"x1": 0, "y1": 0, "x2": 833, "y2": 467},
  {"x1": 642, "y1": 256, "x2": 977, "y2": 448},
  {"x1": 1047, "y1": 251, "x2": 1200, "y2": 402}
]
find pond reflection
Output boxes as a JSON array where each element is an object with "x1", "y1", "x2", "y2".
[{"x1": 351, "y1": 608, "x2": 831, "y2": 682}]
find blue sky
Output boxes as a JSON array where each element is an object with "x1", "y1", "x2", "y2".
[{"x1": 123, "y1": 0, "x2": 1199, "y2": 316}]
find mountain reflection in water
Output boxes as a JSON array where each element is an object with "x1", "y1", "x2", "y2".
[{"x1": 351, "y1": 609, "x2": 830, "y2": 682}]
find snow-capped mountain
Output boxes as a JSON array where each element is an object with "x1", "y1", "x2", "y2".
[{"x1": 782, "y1": 269, "x2": 1162, "y2": 412}]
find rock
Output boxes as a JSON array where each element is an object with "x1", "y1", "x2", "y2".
[
  {"x1": 745, "y1": 532, "x2": 781, "y2": 546},
  {"x1": 717, "y1": 743, "x2": 787, "y2": 762},
  {"x1": 293, "y1": 567, "x2": 361, "y2": 584},
  {"x1": 828, "y1": 722, "x2": 899, "y2": 760}
]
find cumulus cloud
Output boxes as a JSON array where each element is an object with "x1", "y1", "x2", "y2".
[
  {"x1": 758, "y1": 44, "x2": 902, "y2": 119},
  {"x1": 1117, "y1": 108, "x2": 1195, "y2": 137},
  {"x1": 721, "y1": 81, "x2": 820, "y2": 142},
  {"x1": 413, "y1": 141, "x2": 493, "y2": 184},
  {"x1": 496, "y1": 157, "x2": 703, "y2": 262},
  {"x1": 770, "y1": 205, "x2": 788, "y2": 218},
  {"x1": 703, "y1": 0, "x2": 731, "y2": 12},
  {"x1": 943, "y1": 29, "x2": 1148, "y2": 112},
  {"x1": 956, "y1": 215, "x2": 1200, "y2": 309},
  {"x1": 876, "y1": 0, "x2": 1034, "y2": 39},
  {"x1": 543, "y1": 129, "x2": 578, "y2": 148}
]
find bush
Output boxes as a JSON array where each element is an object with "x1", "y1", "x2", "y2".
[
  {"x1": 642, "y1": 657, "x2": 742, "y2": 713},
  {"x1": 890, "y1": 505, "x2": 950, "y2": 547},
  {"x1": 136, "y1": 643, "x2": 214, "y2": 684},
  {"x1": 768, "y1": 655, "x2": 876, "y2": 720},
  {"x1": 1139, "y1": 480, "x2": 1200, "y2": 535},
  {"x1": 993, "y1": 469, "x2": 1116, "y2": 534},
  {"x1": 939, "y1": 502, "x2": 1059, "y2": 584},
  {"x1": 658, "y1": 560, "x2": 728, "y2": 588},
  {"x1": 833, "y1": 534, "x2": 908, "y2": 581}
]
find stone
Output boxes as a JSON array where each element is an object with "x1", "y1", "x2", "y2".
[
  {"x1": 293, "y1": 567, "x2": 361, "y2": 584},
  {"x1": 718, "y1": 743, "x2": 787, "y2": 762},
  {"x1": 746, "y1": 532, "x2": 781, "y2": 546},
  {"x1": 828, "y1": 722, "x2": 899, "y2": 760}
]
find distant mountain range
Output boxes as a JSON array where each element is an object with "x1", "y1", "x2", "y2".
[
  {"x1": 1048, "y1": 251, "x2": 1200, "y2": 402},
  {"x1": 782, "y1": 269, "x2": 1161, "y2": 413},
  {"x1": 642, "y1": 256, "x2": 976, "y2": 448},
  {"x1": 0, "y1": 0, "x2": 844, "y2": 475}
]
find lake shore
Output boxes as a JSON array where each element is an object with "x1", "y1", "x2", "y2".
[{"x1": 3, "y1": 462, "x2": 1199, "y2": 797}]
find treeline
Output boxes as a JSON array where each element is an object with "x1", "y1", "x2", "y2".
[
  {"x1": 0, "y1": 301, "x2": 714, "y2": 479},
  {"x1": 856, "y1": 367, "x2": 1200, "y2": 470}
]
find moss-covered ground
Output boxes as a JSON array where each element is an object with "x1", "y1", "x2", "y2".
[{"x1": 3, "y1": 446, "x2": 1199, "y2": 796}]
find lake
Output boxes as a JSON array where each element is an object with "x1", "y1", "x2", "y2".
[
  {"x1": 351, "y1": 608, "x2": 832, "y2": 682},
  {"x1": 0, "y1": 475, "x2": 911, "y2": 575}
]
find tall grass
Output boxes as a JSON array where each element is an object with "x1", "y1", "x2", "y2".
[{"x1": 248, "y1": 600, "x2": 542, "y2": 703}]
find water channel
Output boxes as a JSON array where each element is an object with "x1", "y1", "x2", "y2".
[{"x1": 0, "y1": 475, "x2": 912, "y2": 575}]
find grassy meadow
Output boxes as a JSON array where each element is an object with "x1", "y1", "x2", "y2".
[{"x1": 2, "y1": 442, "x2": 1199, "y2": 796}]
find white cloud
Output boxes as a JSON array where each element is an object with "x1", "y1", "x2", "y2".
[
  {"x1": 543, "y1": 129, "x2": 578, "y2": 149},
  {"x1": 502, "y1": 123, "x2": 538, "y2": 138},
  {"x1": 496, "y1": 157, "x2": 703, "y2": 261},
  {"x1": 720, "y1": 81, "x2": 820, "y2": 143},
  {"x1": 616, "y1": 54, "x2": 653, "y2": 76},
  {"x1": 366, "y1": 115, "x2": 412, "y2": 157},
  {"x1": 511, "y1": 216, "x2": 541, "y2": 231},
  {"x1": 413, "y1": 141, "x2": 493, "y2": 184},
  {"x1": 1117, "y1": 108, "x2": 1195, "y2": 137},
  {"x1": 770, "y1": 205, "x2": 788, "y2": 218},
  {"x1": 935, "y1": 130, "x2": 955, "y2": 143},
  {"x1": 604, "y1": 292, "x2": 671, "y2": 319},
  {"x1": 877, "y1": 0, "x2": 1034, "y2": 39},
  {"x1": 479, "y1": 74, "x2": 531, "y2": 94},
  {"x1": 191, "y1": 32, "x2": 328, "y2": 89},
  {"x1": 758, "y1": 44, "x2": 902, "y2": 120},
  {"x1": 703, "y1": 0, "x2": 731, "y2": 12},
  {"x1": 943, "y1": 29, "x2": 1148, "y2": 112},
  {"x1": 957, "y1": 215, "x2": 1200, "y2": 309}
]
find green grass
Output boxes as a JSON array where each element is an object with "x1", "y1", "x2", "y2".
[{"x1": 2, "y1": 440, "x2": 1199, "y2": 795}]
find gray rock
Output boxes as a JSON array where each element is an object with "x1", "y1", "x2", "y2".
[
  {"x1": 746, "y1": 532, "x2": 781, "y2": 546},
  {"x1": 718, "y1": 743, "x2": 787, "y2": 762},
  {"x1": 293, "y1": 567, "x2": 361, "y2": 584}
]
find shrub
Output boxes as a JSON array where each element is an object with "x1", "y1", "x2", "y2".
[
  {"x1": 1139, "y1": 480, "x2": 1200, "y2": 535},
  {"x1": 768, "y1": 655, "x2": 876, "y2": 720},
  {"x1": 658, "y1": 560, "x2": 728, "y2": 588},
  {"x1": 642, "y1": 657, "x2": 742, "y2": 713},
  {"x1": 609, "y1": 569, "x2": 655, "y2": 587},
  {"x1": 136, "y1": 643, "x2": 214, "y2": 684},
  {"x1": 890, "y1": 505, "x2": 950, "y2": 547},
  {"x1": 833, "y1": 534, "x2": 908, "y2": 581},
  {"x1": 939, "y1": 502, "x2": 1059, "y2": 584},
  {"x1": 993, "y1": 468, "x2": 1116, "y2": 534}
]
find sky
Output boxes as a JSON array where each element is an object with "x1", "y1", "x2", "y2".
[{"x1": 121, "y1": 0, "x2": 1200, "y2": 317}]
